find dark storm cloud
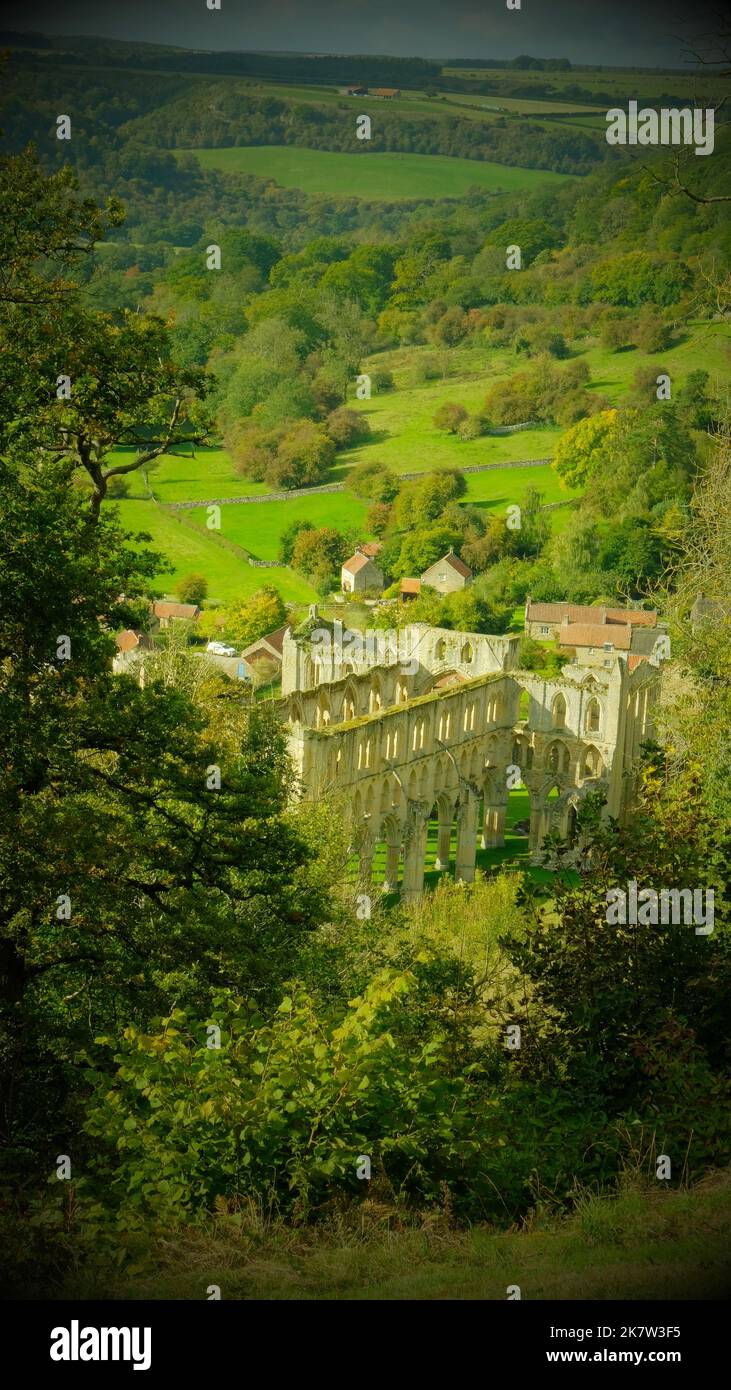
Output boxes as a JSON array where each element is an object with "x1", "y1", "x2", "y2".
[{"x1": 1, "y1": 0, "x2": 722, "y2": 66}]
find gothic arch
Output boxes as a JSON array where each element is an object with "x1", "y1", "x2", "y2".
[
  {"x1": 585, "y1": 697, "x2": 601, "y2": 735},
  {"x1": 289, "y1": 698, "x2": 304, "y2": 725},
  {"x1": 316, "y1": 689, "x2": 331, "y2": 729},
  {"x1": 582, "y1": 745, "x2": 603, "y2": 779},
  {"x1": 369, "y1": 675, "x2": 382, "y2": 714},
  {"x1": 551, "y1": 692, "x2": 567, "y2": 729},
  {"x1": 547, "y1": 739, "x2": 570, "y2": 775},
  {"x1": 343, "y1": 680, "x2": 358, "y2": 722}
]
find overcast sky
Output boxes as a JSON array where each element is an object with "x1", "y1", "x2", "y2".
[{"x1": 1, "y1": 0, "x2": 720, "y2": 68}]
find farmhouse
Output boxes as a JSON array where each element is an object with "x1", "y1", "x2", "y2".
[
  {"x1": 341, "y1": 551, "x2": 384, "y2": 594},
  {"x1": 373, "y1": 88, "x2": 401, "y2": 99},
  {"x1": 338, "y1": 84, "x2": 368, "y2": 95},
  {"x1": 421, "y1": 550, "x2": 472, "y2": 595},
  {"x1": 525, "y1": 598, "x2": 656, "y2": 641}
]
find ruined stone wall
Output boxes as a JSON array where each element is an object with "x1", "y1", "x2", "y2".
[{"x1": 280, "y1": 618, "x2": 661, "y2": 897}]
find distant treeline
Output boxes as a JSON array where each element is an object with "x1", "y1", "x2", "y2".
[
  {"x1": 448, "y1": 55, "x2": 572, "y2": 71},
  {"x1": 2, "y1": 39, "x2": 442, "y2": 88}
]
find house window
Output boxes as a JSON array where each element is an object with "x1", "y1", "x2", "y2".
[
  {"x1": 540, "y1": 625, "x2": 550, "y2": 636},
  {"x1": 603, "y1": 642, "x2": 613, "y2": 652}
]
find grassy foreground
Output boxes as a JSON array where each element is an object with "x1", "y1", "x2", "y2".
[{"x1": 57, "y1": 1171, "x2": 731, "y2": 1301}]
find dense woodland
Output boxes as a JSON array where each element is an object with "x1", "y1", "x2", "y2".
[{"x1": 0, "y1": 38, "x2": 729, "y2": 1296}]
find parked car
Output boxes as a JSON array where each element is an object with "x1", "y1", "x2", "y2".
[{"x1": 206, "y1": 641, "x2": 237, "y2": 657}]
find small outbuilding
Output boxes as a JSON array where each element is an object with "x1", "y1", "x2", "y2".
[
  {"x1": 341, "y1": 551, "x2": 384, "y2": 594},
  {"x1": 420, "y1": 550, "x2": 472, "y2": 595}
]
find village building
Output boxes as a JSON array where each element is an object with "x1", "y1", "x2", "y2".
[
  {"x1": 338, "y1": 84, "x2": 368, "y2": 95},
  {"x1": 421, "y1": 550, "x2": 472, "y2": 595},
  {"x1": 341, "y1": 550, "x2": 384, "y2": 594},
  {"x1": 525, "y1": 598, "x2": 656, "y2": 641},
  {"x1": 372, "y1": 87, "x2": 401, "y2": 98},
  {"x1": 151, "y1": 600, "x2": 201, "y2": 629},
  {"x1": 241, "y1": 624, "x2": 289, "y2": 679},
  {"x1": 399, "y1": 578, "x2": 421, "y2": 602},
  {"x1": 112, "y1": 629, "x2": 153, "y2": 674}
]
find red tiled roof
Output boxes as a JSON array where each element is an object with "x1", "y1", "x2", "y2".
[
  {"x1": 242, "y1": 625, "x2": 289, "y2": 661},
  {"x1": 358, "y1": 541, "x2": 383, "y2": 558},
  {"x1": 343, "y1": 552, "x2": 374, "y2": 575},
  {"x1": 559, "y1": 622, "x2": 632, "y2": 650},
  {"x1": 606, "y1": 609, "x2": 656, "y2": 626},
  {"x1": 400, "y1": 578, "x2": 421, "y2": 594},
  {"x1": 263, "y1": 624, "x2": 288, "y2": 656},
  {"x1": 627, "y1": 654, "x2": 649, "y2": 671},
  {"x1": 152, "y1": 601, "x2": 200, "y2": 620},
  {"x1": 423, "y1": 552, "x2": 472, "y2": 580},
  {"x1": 115, "y1": 629, "x2": 140, "y2": 652},
  {"x1": 527, "y1": 601, "x2": 656, "y2": 627}
]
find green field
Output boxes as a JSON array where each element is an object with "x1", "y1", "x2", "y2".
[
  {"x1": 188, "y1": 492, "x2": 369, "y2": 561},
  {"x1": 102, "y1": 320, "x2": 727, "y2": 605},
  {"x1": 180, "y1": 146, "x2": 572, "y2": 200},
  {"x1": 336, "y1": 323, "x2": 729, "y2": 478},
  {"x1": 111, "y1": 497, "x2": 318, "y2": 605}
]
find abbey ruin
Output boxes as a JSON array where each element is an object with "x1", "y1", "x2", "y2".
[{"x1": 280, "y1": 611, "x2": 663, "y2": 898}]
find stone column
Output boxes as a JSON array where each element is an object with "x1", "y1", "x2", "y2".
[
  {"x1": 382, "y1": 839, "x2": 401, "y2": 894},
  {"x1": 529, "y1": 800, "x2": 546, "y2": 863},
  {"x1": 455, "y1": 793, "x2": 478, "y2": 884},
  {"x1": 357, "y1": 832, "x2": 376, "y2": 890},
  {"x1": 402, "y1": 802, "x2": 430, "y2": 900},
  {"x1": 435, "y1": 810, "x2": 452, "y2": 870},
  {"x1": 481, "y1": 792, "x2": 507, "y2": 848}
]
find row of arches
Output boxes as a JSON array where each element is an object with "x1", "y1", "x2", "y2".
[{"x1": 352, "y1": 779, "x2": 589, "y2": 899}]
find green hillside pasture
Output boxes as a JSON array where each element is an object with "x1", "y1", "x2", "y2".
[
  {"x1": 185, "y1": 465, "x2": 572, "y2": 565},
  {"x1": 125, "y1": 448, "x2": 272, "y2": 504},
  {"x1": 109, "y1": 497, "x2": 317, "y2": 604},
  {"x1": 180, "y1": 146, "x2": 572, "y2": 200},
  {"x1": 335, "y1": 368, "x2": 562, "y2": 476},
  {"x1": 189, "y1": 492, "x2": 370, "y2": 563},
  {"x1": 338, "y1": 323, "x2": 728, "y2": 479}
]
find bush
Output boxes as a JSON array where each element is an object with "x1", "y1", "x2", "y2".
[
  {"x1": 457, "y1": 413, "x2": 486, "y2": 441},
  {"x1": 433, "y1": 402, "x2": 467, "y2": 434},
  {"x1": 372, "y1": 367, "x2": 395, "y2": 391},
  {"x1": 106, "y1": 475, "x2": 130, "y2": 498},
  {"x1": 347, "y1": 460, "x2": 399, "y2": 502},
  {"x1": 176, "y1": 573, "x2": 208, "y2": 606},
  {"x1": 267, "y1": 421, "x2": 336, "y2": 489},
  {"x1": 634, "y1": 308, "x2": 672, "y2": 354},
  {"x1": 325, "y1": 406, "x2": 371, "y2": 449}
]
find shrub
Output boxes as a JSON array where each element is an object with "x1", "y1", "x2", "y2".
[
  {"x1": 325, "y1": 406, "x2": 371, "y2": 449},
  {"x1": 433, "y1": 402, "x2": 467, "y2": 434},
  {"x1": 106, "y1": 475, "x2": 130, "y2": 498},
  {"x1": 176, "y1": 573, "x2": 208, "y2": 606}
]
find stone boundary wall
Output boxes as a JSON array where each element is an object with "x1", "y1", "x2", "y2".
[{"x1": 165, "y1": 459, "x2": 554, "y2": 511}]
